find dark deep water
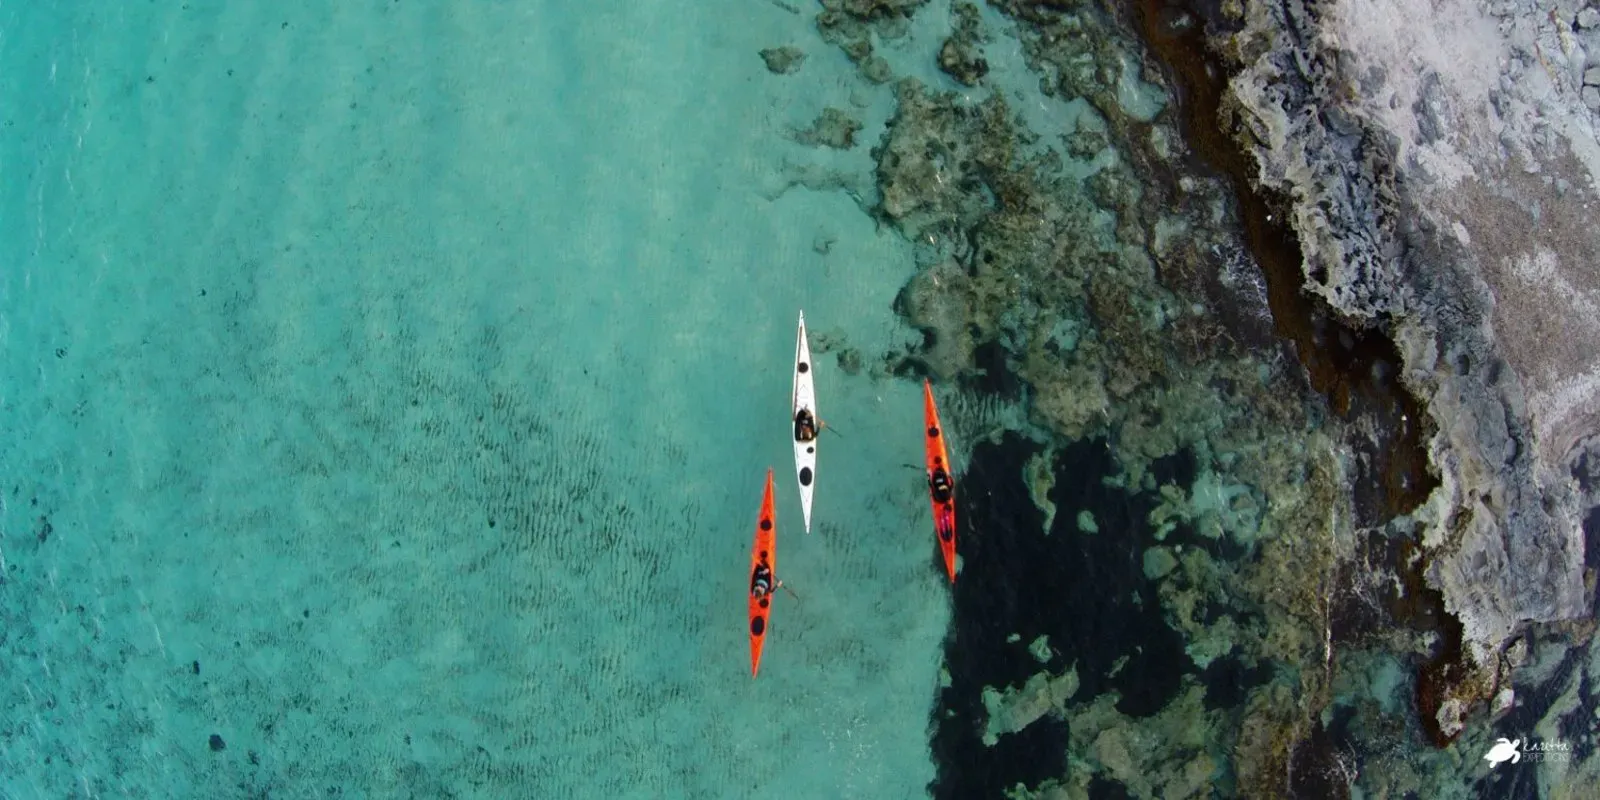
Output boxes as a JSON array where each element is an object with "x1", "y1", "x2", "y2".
[{"x1": 927, "y1": 431, "x2": 1270, "y2": 798}]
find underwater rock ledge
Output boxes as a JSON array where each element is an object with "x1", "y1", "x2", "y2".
[{"x1": 1202, "y1": 0, "x2": 1599, "y2": 740}]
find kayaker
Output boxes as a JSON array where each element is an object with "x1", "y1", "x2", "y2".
[
  {"x1": 929, "y1": 466, "x2": 954, "y2": 504},
  {"x1": 794, "y1": 408, "x2": 819, "y2": 443},
  {"x1": 751, "y1": 562, "x2": 787, "y2": 599}
]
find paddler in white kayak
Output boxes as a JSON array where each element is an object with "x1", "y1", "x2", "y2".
[{"x1": 792, "y1": 311, "x2": 840, "y2": 533}]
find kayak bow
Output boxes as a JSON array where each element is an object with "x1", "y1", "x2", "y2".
[
  {"x1": 923, "y1": 379, "x2": 958, "y2": 582},
  {"x1": 748, "y1": 468, "x2": 778, "y2": 677}
]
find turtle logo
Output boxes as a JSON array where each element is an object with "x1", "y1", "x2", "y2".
[{"x1": 1483, "y1": 738, "x2": 1522, "y2": 767}]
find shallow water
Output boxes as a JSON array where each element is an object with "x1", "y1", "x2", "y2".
[
  {"x1": 8, "y1": 1, "x2": 1592, "y2": 798},
  {"x1": 1, "y1": 2, "x2": 959, "y2": 796}
]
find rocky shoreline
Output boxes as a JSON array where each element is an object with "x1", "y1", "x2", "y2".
[{"x1": 1205, "y1": 0, "x2": 1600, "y2": 744}]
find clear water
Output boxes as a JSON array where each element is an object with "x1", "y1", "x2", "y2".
[
  {"x1": 0, "y1": 2, "x2": 961, "y2": 796},
  {"x1": 16, "y1": 2, "x2": 1591, "y2": 798}
]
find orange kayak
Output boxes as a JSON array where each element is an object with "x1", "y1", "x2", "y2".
[
  {"x1": 923, "y1": 379, "x2": 957, "y2": 582},
  {"x1": 748, "y1": 468, "x2": 778, "y2": 677}
]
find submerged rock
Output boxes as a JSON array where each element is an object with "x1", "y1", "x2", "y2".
[
  {"x1": 938, "y1": 3, "x2": 989, "y2": 86},
  {"x1": 759, "y1": 46, "x2": 806, "y2": 74},
  {"x1": 816, "y1": 0, "x2": 928, "y2": 84},
  {"x1": 822, "y1": 0, "x2": 929, "y2": 19},
  {"x1": 980, "y1": 665, "x2": 1078, "y2": 745},
  {"x1": 894, "y1": 258, "x2": 975, "y2": 381},
  {"x1": 793, "y1": 107, "x2": 864, "y2": 149},
  {"x1": 872, "y1": 79, "x2": 1016, "y2": 239}
]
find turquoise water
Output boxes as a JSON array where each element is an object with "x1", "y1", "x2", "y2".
[
  {"x1": 17, "y1": 1, "x2": 1596, "y2": 798},
  {"x1": 0, "y1": 3, "x2": 963, "y2": 796}
]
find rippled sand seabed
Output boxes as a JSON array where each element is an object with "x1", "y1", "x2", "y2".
[{"x1": 0, "y1": 2, "x2": 955, "y2": 797}]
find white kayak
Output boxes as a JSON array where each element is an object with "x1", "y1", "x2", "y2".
[{"x1": 792, "y1": 310, "x2": 818, "y2": 534}]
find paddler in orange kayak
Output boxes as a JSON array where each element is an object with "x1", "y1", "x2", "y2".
[
  {"x1": 748, "y1": 468, "x2": 782, "y2": 677},
  {"x1": 923, "y1": 379, "x2": 958, "y2": 582}
]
